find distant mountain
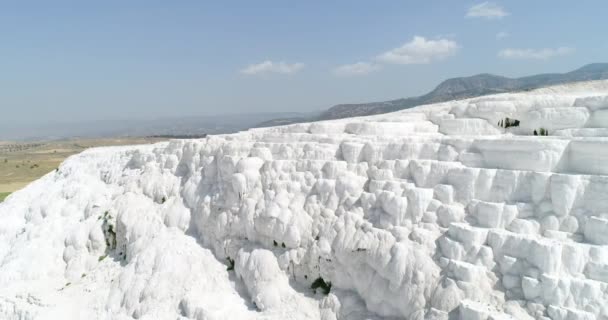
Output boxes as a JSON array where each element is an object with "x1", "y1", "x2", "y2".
[
  {"x1": 320, "y1": 63, "x2": 608, "y2": 120},
  {"x1": 254, "y1": 111, "x2": 321, "y2": 128},
  {"x1": 257, "y1": 63, "x2": 608, "y2": 125}
]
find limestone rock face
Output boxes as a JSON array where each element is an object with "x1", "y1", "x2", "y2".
[{"x1": 2, "y1": 80, "x2": 608, "y2": 319}]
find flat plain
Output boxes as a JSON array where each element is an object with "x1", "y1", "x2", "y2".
[{"x1": 0, "y1": 138, "x2": 166, "y2": 201}]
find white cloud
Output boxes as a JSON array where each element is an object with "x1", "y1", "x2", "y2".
[
  {"x1": 376, "y1": 36, "x2": 459, "y2": 65},
  {"x1": 498, "y1": 47, "x2": 574, "y2": 60},
  {"x1": 496, "y1": 31, "x2": 509, "y2": 39},
  {"x1": 466, "y1": 2, "x2": 508, "y2": 19},
  {"x1": 332, "y1": 62, "x2": 380, "y2": 76},
  {"x1": 240, "y1": 60, "x2": 304, "y2": 75}
]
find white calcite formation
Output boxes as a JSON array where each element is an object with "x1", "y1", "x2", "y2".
[{"x1": 2, "y1": 81, "x2": 608, "y2": 319}]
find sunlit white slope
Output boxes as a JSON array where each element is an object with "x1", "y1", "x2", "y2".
[{"x1": 2, "y1": 80, "x2": 608, "y2": 320}]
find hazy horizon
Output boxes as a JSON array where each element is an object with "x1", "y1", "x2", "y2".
[
  {"x1": 0, "y1": 111, "x2": 318, "y2": 141},
  {"x1": 3, "y1": 1, "x2": 608, "y2": 129}
]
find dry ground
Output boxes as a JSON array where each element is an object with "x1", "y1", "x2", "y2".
[{"x1": 0, "y1": 138, "x2": 166, "y2": 201}]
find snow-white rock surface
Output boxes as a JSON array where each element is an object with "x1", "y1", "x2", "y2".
[{"x1": 2, "y1": 81, "x2": 608, "y2": 320}]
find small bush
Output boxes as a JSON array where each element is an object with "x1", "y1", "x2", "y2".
[
  {"x1": 499, "y1": 117, "x2": 520, "y2": 129},
  {"x1": 227, "y1": 257, "x2": 235, "y2": 271},
  {"x1": 98, "y1": 255, "x2": 107, "y2": 262},
  {"x1": 311, "y1": 277, "x2": 332, "y2": 295},
  {"x1": 101, "y1": 211, "x2": 117, "y2": 250},
  {"x1": 273, "y1": 240, "x2": 278, "y2": 247},
  {"x1": 534, "y1": 128, "x2": 549, "y2": 136}
]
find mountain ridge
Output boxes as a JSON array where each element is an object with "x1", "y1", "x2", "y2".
[{"x1": 257, "y1": 63, "x2": 608, "y2": 126}]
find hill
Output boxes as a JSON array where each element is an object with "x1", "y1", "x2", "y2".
[
  {"x1": 258, "y1": 63, "x2": 608, "y2": 125},
  {"x1": 320, "y1": 63, "x2": 608, "y2": 120}
]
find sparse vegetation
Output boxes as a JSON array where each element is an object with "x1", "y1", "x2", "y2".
[
  {"x1": 311, "y1": 277, "x2": 332, "y2": 295},
  {"x1": 0, "y1": 192, "x2": 10, "y2": 202},
  {"x1": 498, "y1": 117, "x2": 520, "y2": 129},
  {"x1": 226, "y1": 257, "x2": 235, "y2": 271},
  {"x1": 101, "y1": 211, "x2": 117, "y2": 250},
  {"x1": 0, "y1": 138, "x2": 166, "y2": 198}
]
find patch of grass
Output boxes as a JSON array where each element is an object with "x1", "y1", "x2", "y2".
[{"x1": 0, "y1": 192, "x2": 10, "y2": 202}]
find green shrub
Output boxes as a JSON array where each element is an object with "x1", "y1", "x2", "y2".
[
  {"x1": 311, "y1": 277, "x2": 332, "y2": 295},
  {"x1": 533, "y1": 128, "x2": 549, "y2": 136},
  {"x1": 227, "y1": 257, "x2": 235, "y2": 271},
  {"x1": 101, "y1": 211, "x2": 117, "y2": 250},
  {"x1": 499, "y1": 117, "x2": 521, "y2": 129}
]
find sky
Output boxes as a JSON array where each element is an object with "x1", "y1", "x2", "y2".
[{"x1": 1, "y1": 1, "x2": 607, "y2": 126}]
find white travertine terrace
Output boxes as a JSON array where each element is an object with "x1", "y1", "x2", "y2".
[{"x1": 1, "y1": 80, "x2": 608, "y2": 319}]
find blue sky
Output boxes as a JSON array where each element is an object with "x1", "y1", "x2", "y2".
[{"x1": 1, "y1": 1, "x2": 607, "y2": 125}]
